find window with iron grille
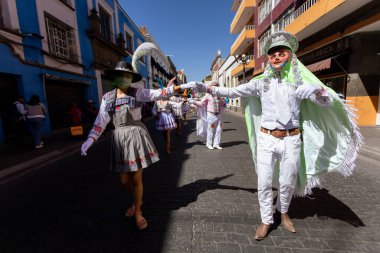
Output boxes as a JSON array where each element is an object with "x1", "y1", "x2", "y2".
[
  {"x1": 125, "y1": 31, "x2": 133, "y2": 53},
  {"x1": 99, "y1": 6, "x2": 111, "y2": 42},
  {"x1": 258, "y1": 0, "x2": 272, "y2": 24},
  {"x1": 45, "y1": 14, "x2": 77, "y2": 61},
  {"x1": 273, "y1": 8, "x2": 294, "y2": 32},
  {"x1": 258, "y1": 29, "x2": 271, "y2": 57}
]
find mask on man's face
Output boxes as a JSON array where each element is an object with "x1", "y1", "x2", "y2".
[
  {"x1": 113, "y1": 74, "x2": 133, "y2": 89},
  {"x1": 268, "y1": 48, "x2": 291, "y2": 71}
]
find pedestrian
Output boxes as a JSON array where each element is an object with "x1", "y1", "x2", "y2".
[
  {"x1": 69, "y1": 101, "x2": 84, "y2": 126},
  {"x1": 224, "y1": 97, "x2": 230, "y2": 109},
  {"x1": 188, "y1": 31, "x2": 363, "y2": 240},
  {"x1": 25, "y1": 95, "x2": 47, "y2": 149},
  {"x1": 80, "y1": 52, "x2": 185, "y2": 231},
  {"x1": 11, "y1": 95, "x2": 28, "y2": 148},
  {"x1": 194, "y1": 83, "x2": 227, "y2": 150},
  {"x1": 86, "y1": 100, "x2": 99, "y2": 125}
]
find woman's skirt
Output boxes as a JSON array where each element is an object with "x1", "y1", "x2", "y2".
[
  {"x1": 111, "y1": 123, "x2": 159, "y2": 172},
  {"x1": 156, "y1": 112, "x2": 176, "y2": 131}
]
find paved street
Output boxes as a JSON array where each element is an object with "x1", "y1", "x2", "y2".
[{"x1": 0, "y1": 112, "x2": 380, "y2": 253}]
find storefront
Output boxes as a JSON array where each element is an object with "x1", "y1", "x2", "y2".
[
  {"x1": 44, "y1": 74, "x2": 88, "y2": 129},
  {"x1": 299, "y1": 33, "x2": 380, "y2": 126},
  {"x1": 0, "y1": 73, "x2": 19, "y2": 138}
]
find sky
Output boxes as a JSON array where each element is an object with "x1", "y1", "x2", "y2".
[{"x1": 120, "y1": 0, "x2": 237, "y2": 81}]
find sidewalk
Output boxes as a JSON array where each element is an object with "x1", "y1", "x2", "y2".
[{"x1": 0, "y1": 128, "x2": 85, "y2": 181}]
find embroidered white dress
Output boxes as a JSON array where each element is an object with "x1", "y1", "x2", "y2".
[{"x1": 152, "y1": 100, "x2": 177, "y2": 131}]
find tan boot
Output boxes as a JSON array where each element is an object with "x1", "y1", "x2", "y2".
[
  {"x1": 255, "y1": 223, "x2": 271, "y2": 240},
  {"x1": 281, "y1": 213, "x2": 296, "y2": 233}
]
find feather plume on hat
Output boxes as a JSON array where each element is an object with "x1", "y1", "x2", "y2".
[{"x1": 132, "y1": 42, "x2": 160, "y2": 73}]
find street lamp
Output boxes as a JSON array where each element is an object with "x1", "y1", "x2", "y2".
[
  {"x1": 236, "y1": 54, "x2": 250, "y2": 84},
  {"x1": 234, "y1": 54, "x2": 250, "y2": 113}
]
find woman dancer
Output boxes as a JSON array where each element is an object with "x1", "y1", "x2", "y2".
[
  {"x1": 153, "y1": 96, "x2": 177, "y2": 154},
  {"x1": 81, "y1": 56, "x2": 182, "y2": 230}
]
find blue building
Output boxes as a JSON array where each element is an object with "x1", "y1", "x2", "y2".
[{"x1": 0, "y1": 0, "x2": 149, "y2": 143}]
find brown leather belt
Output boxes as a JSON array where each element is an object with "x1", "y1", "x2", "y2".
[{"x1": 260, "y1": 127, "x2": 301, "y2": 138}]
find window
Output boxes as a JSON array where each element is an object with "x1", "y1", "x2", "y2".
[
  {"x1": 45, "y1": 14, "x2": 77, "y2": 61},
  {"x1": 125, "y1": 31, "x2": 133, "y2": 53},
  {"x1": 137, "y1": 40, "x2": 145, "y2": 63},
  {"x1": 98, "y1": 6, "x2": 111, "y2": 42},
  {"x1": 258, "y1": 0, "x2": 272, "y2": 24},
  {"x1": 258, "y1": 29, "x2": 271, "y2": 57},
  {"x1": 273, "y1": 9, "x2": 294, "y2": 32}
]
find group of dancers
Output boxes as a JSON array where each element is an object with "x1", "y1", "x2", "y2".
[{"x1": 80, "y1": 32, "x2": 362, "y2": 239}]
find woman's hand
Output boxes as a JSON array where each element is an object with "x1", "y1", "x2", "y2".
[{"x1": 81, "y1": 138, "x2": 94, "y2": 156}]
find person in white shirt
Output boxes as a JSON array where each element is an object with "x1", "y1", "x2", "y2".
[
  {"x1": 12, "y1": 95, "x2": 27, "y2": 147},
  {"x1": 185, "y1": 32, "x2": 362, "y2": 240},
  {"x1": 194, "y1": 83, "x2": 227, "y2": 150}
]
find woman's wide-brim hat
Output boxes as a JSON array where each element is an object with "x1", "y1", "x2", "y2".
[
  {"x1": 265, "y1": 31, "x2": 299, "y2": 54},
  {"x1": 104, "y1": 61, "x2": 142, "y2": 83}
]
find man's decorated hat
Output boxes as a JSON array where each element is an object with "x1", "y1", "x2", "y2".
[
  {"x1": 265, "y1": 31, "x2": 299, "y2": 54},
  {"x1": 104, "y1": 61, "x2": 142, "y2": 83}
]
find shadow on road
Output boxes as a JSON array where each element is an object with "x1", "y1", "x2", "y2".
[
  {"x1": 288, "y1": 188, "x2": 365, "y2": 227},
  {"x1": 162, "y1": 174, "x2": 257, "y2": 210}
]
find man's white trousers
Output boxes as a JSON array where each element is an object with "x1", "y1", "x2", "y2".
[
  {"x1": 256, "y1": 131, "x2": 301, "y2": 224},
  {"x1": 206, "y1": 112, "x2": 222, "y2": 147}
]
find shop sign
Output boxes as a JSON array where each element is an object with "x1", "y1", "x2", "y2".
[
  {"x1": 44, "y1": 74, "x2": 91, "y2": 85},
  {"x1": 300, "y1": 37, "x2": 350, "y2": 64}
]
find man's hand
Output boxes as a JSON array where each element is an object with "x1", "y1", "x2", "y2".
[
  {"x1": 295, "y1": 85, "x2": 322, "y2": 99},
  {"x1": 81, "y1": 138, "x2": 94, "y2": 156}
]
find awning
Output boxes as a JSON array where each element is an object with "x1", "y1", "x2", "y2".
[{"x1": 306, "y1": 58, "x2": 332, "y2": 73}]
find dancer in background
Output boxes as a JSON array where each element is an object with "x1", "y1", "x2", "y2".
[
  {"x1": 153, "y1": 97, "x2": 177, "y2": 154},
  {"x1": 193, "y1": 82, "x2": 226, "y2": 150}
]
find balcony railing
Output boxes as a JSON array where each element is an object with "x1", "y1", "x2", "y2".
[
  {"x1": 244, "y1": 25, "x2": 255, "y2": 31},
  {"x1": 237, "y1": 25, "x2": 255, "y2": 41},
  {"x1": 294, "y1": 0, "x2": 319, "y2": 18}
]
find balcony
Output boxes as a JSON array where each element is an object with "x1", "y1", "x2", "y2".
[
  {"x1": 87, "y1": 9, "x2": 127, "y2": 69},
  {"x1": 230, "y1": 0, "x2": 255, "y2": 34},
  {"x1": 231, "y1": 55, "x2": 255, "y2": 77},
  {"x1": 231, "y1": 25, "x2": 255, "y2": 56},
  {"x1": 285, "y1": 0, "x2": 373, "y2": 40}
]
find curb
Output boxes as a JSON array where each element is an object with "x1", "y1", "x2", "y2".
[
  {"x1": 0, "y1": 136, "x2": 111, "y2": 185},
  {"x1": 0, "y1": 143, "x2": 81, "y2": 185}
]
